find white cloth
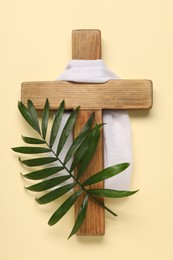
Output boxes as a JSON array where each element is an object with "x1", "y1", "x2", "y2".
[
  {"x1": 57, "y1": 60, "x2": 117, "y2": 83},
  {"x1": 56, "y1": 60, "x2": 132, "y2": 190}
]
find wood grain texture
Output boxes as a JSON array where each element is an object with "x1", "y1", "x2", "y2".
[
  {"x1": 74, "y1": 110, "x2": 105, "y2": 236},
  {"x1": 21, "y1": 79, "x2": 153, "y2": 110},
  {"x1": 73, "y1": 29, "x2": 104, "y2": 236},
  {"x1": 72, "y1": 29, "x2": 101, "y2": 60}
]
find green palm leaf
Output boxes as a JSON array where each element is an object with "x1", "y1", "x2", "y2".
[
  {"x1": 12, "y1": 146, "x2": 50, "y2": 154},
  {"x1": 70, "y1": 124, "x2": 100, "y2": 175},
  {"x1": 14, "y1": 99, "x2": 138, "y2": 238},
  {"x1": 56, "y1": 106, "x2": 80, "y2": 156},
  {"x1": 88, "y1": 189, "x2": 138, "y2": 198},
  {"x1": 50, "y1": 100, "x2": 64, "y2": 148},
  {"x1": 18, "y1": 101, "x2": 37, "y2": 131},
  {"x1": 22, "y1": 166, "x2": 64, "y2": 180},
  {"x1": 76, "y1": 124, "x2": 100, "y2": 179},
  {"x1": 42, "y1": 98, "x2": 49, "y2": 139},
  {"x1": 36, "y1": 183, "x2": 76, "y2": 204},
  {"x1": 64, "y1": 112, "x2": 95, "y2": 164},
  {"x1": 28, "y1": 100, "x2": 41, "y2": 134},
  {"x1": 22, "y1": 136, "x2": 46, "y2": 144},
  {"x1": 26, "y1": 175, "x2": 71, "y2": 192},
  {"x1": 83, "y1": 163, "x2": 130, "y2": 186},
  {"x1": 19, "y1": 157, "x2": 58, "y2": 167},
  {"x1": 68, "y1": 195, "x2": 89, "y2": 239},
  {"x1": 48, "y1": 189, "x2": 82, "y2": 226}
]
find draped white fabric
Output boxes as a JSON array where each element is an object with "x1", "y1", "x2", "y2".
[{"x1": 56, "y1": 60, "x2": 132, "y2": 190}]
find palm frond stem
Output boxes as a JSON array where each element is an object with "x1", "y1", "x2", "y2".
[{"x1": 41, "y1": 137, "x2": 116, "y2": 217}]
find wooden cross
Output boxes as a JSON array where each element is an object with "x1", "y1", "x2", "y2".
[{"x1": 21, "y1": 29, "x2": 153, "y2": 236}]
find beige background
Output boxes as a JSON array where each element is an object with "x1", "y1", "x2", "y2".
[{"x1": 1, "y1": 0, "x2": 173, "y2": 259}]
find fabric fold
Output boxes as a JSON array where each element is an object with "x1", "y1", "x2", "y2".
[
  {"x1": 57, "y1": 59, "x2": 117, "y2": 83},
  {"x1": 56, "y1": 60, "x2": 132, "y2": 190}
]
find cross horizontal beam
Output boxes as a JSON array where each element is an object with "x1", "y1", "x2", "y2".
[{"x1": 21, "y1": 79, "x2": 153, "y2": 110}]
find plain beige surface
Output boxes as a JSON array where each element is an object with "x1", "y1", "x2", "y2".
[{"x1": 1, "y1": 0, "x2": 173, "y2": 259}]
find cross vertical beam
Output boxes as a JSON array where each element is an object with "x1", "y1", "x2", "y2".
[
  {"x1": 72, "y1": 29, "x2": 101, "y2": 60},
  {"x1": 72, "y1": 30, "x2": 105, "y2": 236}
]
